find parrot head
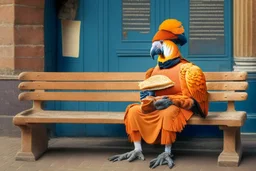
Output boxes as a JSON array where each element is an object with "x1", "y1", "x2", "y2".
[
  {"x1": 150, "y1": 40, "x2": 181, "y2": 63},
  {"x1": 150, "y1": 19, "x2": 187, "y2": 63}
]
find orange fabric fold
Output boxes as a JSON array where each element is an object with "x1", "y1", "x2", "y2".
[{"x1": 124, "y1": 104, "x2": 192, "y2": 145}]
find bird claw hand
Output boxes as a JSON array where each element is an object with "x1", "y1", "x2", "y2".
[
  {"x1": 140, "y1": 90, "x2": 155, "y2": 100},
  {"x1": 153, "y1": 96, "x2": 173, "y2": 110},
  {"x1": 108, "y1": 150, "x2": 145, "y2": 162},
  {"x1": 149, "y1": 152, "x2": 174, "y2": 169}
]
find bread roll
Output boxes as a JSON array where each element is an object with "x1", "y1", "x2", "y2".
[{"x1": 139, "y1": 75, "x2": 175, "y2": 91}]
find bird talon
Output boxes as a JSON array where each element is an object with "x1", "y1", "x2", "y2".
[
  {"x1": 149, "y1": 152, "x2": 174, "y2": 169},
  {"x1": 108, "y1": 150, "x2": 144, "y2": 163}
]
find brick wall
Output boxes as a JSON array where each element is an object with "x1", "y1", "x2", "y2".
[
  {"x1": 0, "y1": 0, "x2": 45, "y2": 75},
  {"x1": 0, "y1": 0, "x2": 45, "y2": 137}
]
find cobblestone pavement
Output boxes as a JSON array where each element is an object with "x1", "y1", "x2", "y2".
[{"x1": 0, "y1": 136, "x2": 256, "y2": 171}]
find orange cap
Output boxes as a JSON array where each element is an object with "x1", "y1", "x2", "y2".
[
  {"x1": 152, "y1": 30, "x2": 178, "y2": 42},
  {"x1": 152, "y1": 19, "x2": 185, "y2": 42}
]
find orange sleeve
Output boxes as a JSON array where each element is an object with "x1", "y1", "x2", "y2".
[
  {"x1": 144, "y1": 68, "x2": 154, "y2": 79},
  {"x1": 168, "y1": 95, "x2": 194, "y2": 110}
]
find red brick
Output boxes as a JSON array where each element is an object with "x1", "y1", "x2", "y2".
[
  {"x1": 0, "y1": 46, "x2": 14, "y2": 58},
  {"x1": 14, "y1": 26, "x2": 44, "y2": 45},
  {"x1": 0, "y1": 57, "x2": 14, "y2": 68},
  {"x1": 0, "y1": 0, "x2": 14, "y2": 4},
  {"x1": 0, "y1": 26, "x2": 14, "y2": 45},
  {"x1": 0, "y1": 5, "x2": 14, "y2": 23},
  {"x1": 15, "y1": 6, "x2": 44, "y2": 25},
  {"x1": 15, "y1": 0, "x2": 44, "y2": 8},
  {"x1": 15, "y1": 46, "x2": 44, "y2": 58},
  {"x1": 15, "y1": 57, "x2": 44, "y2": 71}
]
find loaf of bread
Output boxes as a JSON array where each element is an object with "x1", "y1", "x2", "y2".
[{"x1": 138, "y1": 75, "x2": 175, "y2": 91}]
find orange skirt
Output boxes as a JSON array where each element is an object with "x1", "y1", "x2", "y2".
[{"x1": 124, "y1": 104, "x2": 193, "y2": 145}]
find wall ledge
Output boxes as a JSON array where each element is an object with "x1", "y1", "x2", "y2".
[
  {"x1": 0, "y1": 75, "x2": 19, "y2": 80},
  {"x1": 233, "y1": 57, "x2": 256, "y2": 74}
]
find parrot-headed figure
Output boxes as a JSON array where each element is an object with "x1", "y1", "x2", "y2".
[{"x1": 108, "y1": 19, "x2": 209, "y2": 169}]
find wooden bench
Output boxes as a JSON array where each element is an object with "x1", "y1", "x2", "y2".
[{"x1": 13, "y1": 71, "x2": 248, "y2": 166}]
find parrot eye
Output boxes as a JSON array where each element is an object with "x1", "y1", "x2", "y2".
[{"x1": 160, "y1": 40, "x2": 163, "y2": 44}]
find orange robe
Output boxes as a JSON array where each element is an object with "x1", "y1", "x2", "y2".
[{"x1": 124, "y1": 62, "x2": 193, "y2": 145}]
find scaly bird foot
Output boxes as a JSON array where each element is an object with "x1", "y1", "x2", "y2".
[
  {"x1": 149, "y1": 152, "x2": 174, "y2": 169},
  {"x1": 108, "y1": 150, "x2": 145, "y2": 162}
]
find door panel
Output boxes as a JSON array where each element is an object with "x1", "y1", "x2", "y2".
[{"x1": 108, "y1": 0, "x2": 189, "y2": 72}]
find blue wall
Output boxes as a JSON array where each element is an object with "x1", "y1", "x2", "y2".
[{"x1": 44, "y1": 0, "x2": 57, "y2": 72}]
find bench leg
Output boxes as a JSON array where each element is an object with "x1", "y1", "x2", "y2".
[
  {"x1": 218, "y1": 126, "x2": 242, "y2": 167},
  {"x1": 15, "y1": 124, "x2": 48, "y2": 161}
]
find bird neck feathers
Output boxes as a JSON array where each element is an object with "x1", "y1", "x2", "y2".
[{"x1": 158, "y1": 57, "x2": 181, "y2": 69}]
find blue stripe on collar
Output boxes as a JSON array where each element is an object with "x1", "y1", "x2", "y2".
[{"x1": 158, "y1": 58, "x2": 181, "y2": 69}]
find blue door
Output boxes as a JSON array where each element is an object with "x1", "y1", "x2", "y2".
[{"x1": 55, "y1": 0, "x2": 233, "y2": 137}]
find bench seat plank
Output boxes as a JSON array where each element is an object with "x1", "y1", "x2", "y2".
[{"x1": 13, "y1": 110, "x2": 246, "y2": 127}]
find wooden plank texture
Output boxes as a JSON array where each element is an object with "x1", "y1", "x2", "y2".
[
  {"x1": 18, "y1": 72, "x2": 247, "y2": 81},
  {"x1": 19, "y1": 72, "x2": 145, "y2": 81},
  {"x1": 208, "y1": 92, "x2": 247, "y2": 101},
  {"x1": 206, "y1": 82, "x2": 248, "y2": 91},
  {"x1": 205, "y1": 72, "x2": 247, "y2": 81},
  {"x1": 19, "y1": 92, "x2": 140, "y2": 102},
  {"x1": 13, "y1": 110, "x2": 246, "y2": 127},
  {"x1": 19, "y1": 81, "x2": 248, "y2": 91},
  {"x1": 18, "y1": 92, "x2": 248, "y2": 102},
  {"x1": 19, "y1": 82, "x2": 141, "y2": 90}
]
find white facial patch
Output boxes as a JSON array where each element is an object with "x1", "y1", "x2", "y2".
[
  {"x1": 163, "y1": 43, "x2": 173, "y2": 57},
  {"x1": 151, "y1": 41, "x2": 162, "y2": 50}
]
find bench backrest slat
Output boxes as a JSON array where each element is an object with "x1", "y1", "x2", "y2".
[
  {"x1": 19, "y1": 92, "x2": 248, "y2": 102},
  {"x1": 206, "y1": 82, "x2": 248, "y2": 90},
  {"x1": 19, "y1": 81, "x2": 248, "y2": 91},
  {"x1": 19, "y1": 72, "x2": 146, "y2": 81},
  {"x1": 19, "y1": 72, "x2": 247, "y2": 81},
  {"x1": 19, "y1": 82, "x2": 141, "y2": 90},
  {"x1": 18, "y1": 72, "x2": 248, "y2": 103}
]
